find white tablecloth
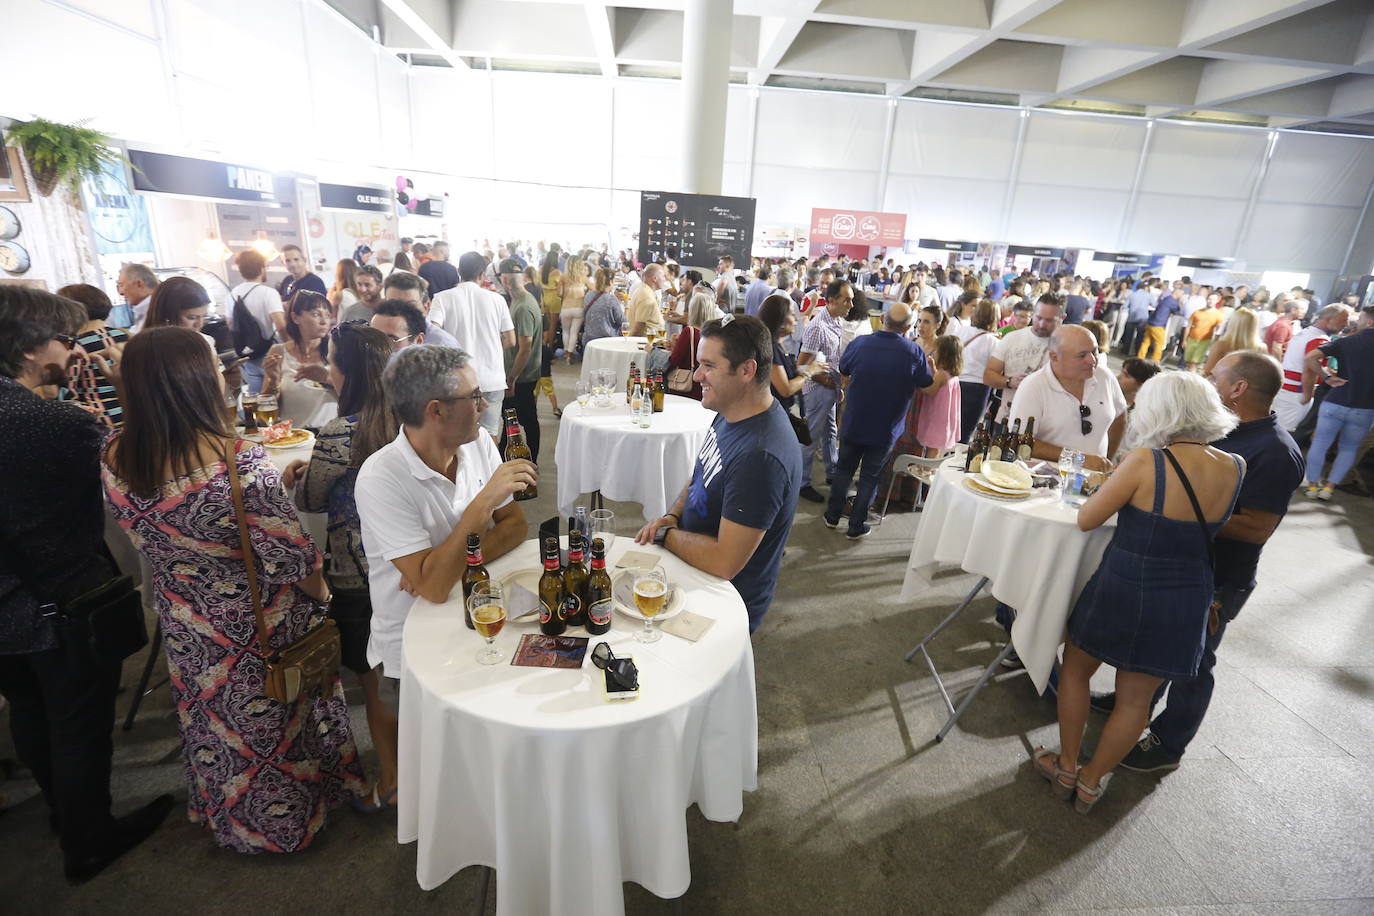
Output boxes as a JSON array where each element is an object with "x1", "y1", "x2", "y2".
[
  {"x1": 579, "y1": 336, "x2": 648, "y2": 390},
  {"x1": 555, "y1": 395, "x2": 715, "y2": 521},
  {"x1": 260, "y1": 439, "x2": 327, "y2": 548},
  {"x1": 901, "y1": 458, "x2": 1116, "y2": 692},
  {"x1": 398, "y1": 537, "x2": 758, "y2": 915}
]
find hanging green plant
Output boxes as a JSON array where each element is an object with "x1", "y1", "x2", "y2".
[{"x1": 3, "y1": 117, "x2": 126, "y2": 197}]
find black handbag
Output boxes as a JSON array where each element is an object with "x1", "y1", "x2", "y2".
[{"x1": 1, "y1": 523, "x2": 148, "y2": 667}]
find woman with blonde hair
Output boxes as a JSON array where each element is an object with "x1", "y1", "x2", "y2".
[
  {"x1": 558, "y1": 255, "x2": 589, "y2": 361},
  {"x1": 580, "y1": 266, "x2": 624, "y2": 347},
  {"x1": 1202, "y1": 306, "x2": 1262, "y2": 377},
  {"x1": 1036, "y1": 371, "x2": 1241, "y2": 813}
]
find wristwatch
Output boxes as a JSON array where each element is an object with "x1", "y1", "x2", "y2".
[{"x1": 653, "y1": 523, "x2": 676, "y2": 547}]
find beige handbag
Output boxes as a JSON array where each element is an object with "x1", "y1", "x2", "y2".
[
  {"x1": 668, "y1": 327, "x2": 697, "y2": 394},
  {"x1": 225, "y1": 440, "x2": 340, "y2": 704}
]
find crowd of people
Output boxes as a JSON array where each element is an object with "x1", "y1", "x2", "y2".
[{"x1": 1, "y1": 236, "x2": 1371, "y2": 883}]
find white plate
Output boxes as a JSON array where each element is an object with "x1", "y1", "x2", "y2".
[
  {"x1": 263, "y1": 430, "x2": 315, "y2": 450},
  {"x1": 974, "y1": 472, "x2": 1032, "y2": 496},
  {"x1": 963, "y1": 477, "x2": 1032, "y2": 501},
  {"x1": 499, "y1": 568, "x2": 545, "y2": 621},
  {"x1": 611, "y1": 570, "x2": 684, "y2": 622}
]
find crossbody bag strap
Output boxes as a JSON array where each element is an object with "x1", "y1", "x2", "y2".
[
  {"x1": 1161, "y1": 448, "x2": 1215, "y2": 571},
  {"x1": 224, "y1": 438, "x2": 273, "y2": 657}
]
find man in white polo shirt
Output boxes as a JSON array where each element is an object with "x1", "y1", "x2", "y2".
[
  {"x1": 428, "y1": 251, "x2": 516, "y2": 437},
  {"x1": 355, "y1": 345, "x2": 535, "y2": 690},
  {"x1": 1009, "y1": 324, "x2": 1128, "y2": 472}
]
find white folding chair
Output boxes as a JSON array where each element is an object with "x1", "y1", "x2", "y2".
[{"x1": 878, "y1": 451, "x2": 953, "y2": 520}]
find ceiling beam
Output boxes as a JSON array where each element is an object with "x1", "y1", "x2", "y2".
[
  {"x1": 378, "y1": 0, "x2": 467, "y2": 69},
  {"x1": 1194, "y1": 59, "x2": 1332, "y2": 107},
  {"x1": 1178, "y1": 0, "x2": 1333, "y2": 49},
  {"x1": 584, "y1": 2, "x2": 617, "y2": 77},
  {"x1": 751, "y1": 1, "x2": 823, "y2": 85}
]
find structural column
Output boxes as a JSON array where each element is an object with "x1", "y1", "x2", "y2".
[{"x1": 681, "y1": 0, "x2": 733, "y2": 194}]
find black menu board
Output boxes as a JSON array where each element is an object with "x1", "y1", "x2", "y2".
[{"x1": 638, "y1": 190, "x2": 756, "y2": 268}]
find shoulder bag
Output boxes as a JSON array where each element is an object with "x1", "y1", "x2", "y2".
[
  {"x1": 1160, "y1": 447, "x2": 1226, "y2": 634},
  {"x1": 667, "y1": 327, "x2": 697, "y2": 394},
  {"x1": 0, "y1": 529, "x2": 147, "y2": 669},
  {"x1": 225, "y1": 439, "x2": 340, "y2": 704}
]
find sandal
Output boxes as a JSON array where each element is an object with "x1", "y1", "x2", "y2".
[
  {"x1": 1074, "y1": 772, "x2": 1112, "y2": 814},
  {"x1": 350, "y1": 785, "x2": 399, "y2": 814},
  {"x1": 553, "y1": 407, "x2": 563, "y2": 419},
  {"x1": 1033, "y1": 747, "x2": 1079, "y2": 801}
]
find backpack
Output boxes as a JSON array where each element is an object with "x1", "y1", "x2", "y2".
[{"x1": 231, "y1": 284, "x2": 274, "y2": 359}]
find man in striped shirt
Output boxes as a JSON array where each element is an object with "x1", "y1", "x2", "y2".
[{"x1": 1273, "y1": 305, "x2": 1350, "y2": 432}]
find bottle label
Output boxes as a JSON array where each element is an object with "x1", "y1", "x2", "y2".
[
  {"x1": 1017, "y1": 444, "x2": 1031, "y2": 461},
  {"x1": 505, "y1": 424, "x2": 520, "y2": 437},
  {"x1": 588, "y1": 598, "x2": 612, "y2": 627},
  {"x1": 539, "y1": 598, "x2": 560, "y2": 624},
  {"x1": 569, "y1": 549, "x2": 584, "y2": 563},
  {"x1": 561, "y1": 592, "x2": 581, "y2": 621},
  {"x1": 543, "y1": 557, "x2": 560, "y2": 570},
  {"x1": 466, "y1": 552, "x2": 484, "y2": 566}
]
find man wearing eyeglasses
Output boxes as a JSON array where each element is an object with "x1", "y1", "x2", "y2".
[
  {"x1": 355, "y1": 346, "x2": 534, "y2": 695},
  {"x1": 380, "y1": 272, "x2": 460, "y2": 349},
  {"x1": 1009, "y1": 324, "x2": 1128, "y2": 473}
]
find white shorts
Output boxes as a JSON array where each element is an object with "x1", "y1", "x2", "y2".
[{"x1": 1272, "y1": 389, "x2": 1309, "y2": 432}]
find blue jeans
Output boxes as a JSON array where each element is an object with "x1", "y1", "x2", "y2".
[
  {"x1": 1305, "y1": 401, "x2": 1374, "y2": 484},
  {"x1": 802, "y1": 383, "x2": 839, "y2": 485},
  {"x1": 825, "y1": 439, "x2": 890, "y2": 533},
  {"x1": 240, "y1": 358, "x2": 266, "y2": 395},
  {"x1": 1150, "y1": 583, "x2": 1254, "y2": 758}
]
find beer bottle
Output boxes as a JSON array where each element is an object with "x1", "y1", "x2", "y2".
[
  {"x1": 561, "y1": 531, "x2": 589, "y2": 628},
  {"x1": 538, "y1": 537, "x2": 566, "y2": 635},
  {"x1": 585, "y1": 537, "x2": 613, "y2": 636},
  {"x1": 503, "y1": 412, "x2": 537, "y2": 501},
  {"x1": 1004, "y1": 418, "x2": 1022, "y2": 462},
  {"x1": 651, "y1": 371, "x2": 665, "y2": 413},
  {"x1": 992, "y1": 425, "x2": 1010, "y2": 463},
  {"x1": 625, "y1": 361, "x2": 639, "y2": 400},
  {"x1": 964, "y1": 423, "x2": 985, "y2": 473},
  {"x1": 460, "y1": 533, "x2": 489, "y2": 630},
  {"x1": 1018, "y1": 416, "x2": 1036, "y2": 462}
]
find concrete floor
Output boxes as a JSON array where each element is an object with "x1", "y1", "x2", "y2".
[{"x1": 2, "y1": 357, "x2": 1372, "y2": 914}]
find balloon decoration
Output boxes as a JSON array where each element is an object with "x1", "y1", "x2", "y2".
[{"x1": 395, "y1": 174, "x2": 419, "y2": 219}]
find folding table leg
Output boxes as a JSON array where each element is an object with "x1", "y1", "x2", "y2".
[
  {"x1": 121, "y1": 621, "x2": 164, "y2": 732},
  {"x1": 903, "y1": 576, "x2": 989, "y2": 662},
  {"x1": 935, "y1": 642, "x2": 1014, "y2": 743}
]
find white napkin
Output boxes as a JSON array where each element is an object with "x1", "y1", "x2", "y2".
[{"x1": 507, "y1": 583, "x2": 541, "y2": 620}]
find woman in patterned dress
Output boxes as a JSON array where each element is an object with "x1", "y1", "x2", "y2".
[{"x1": 102, "y1": 327, "x2": 366, "y2": 853}]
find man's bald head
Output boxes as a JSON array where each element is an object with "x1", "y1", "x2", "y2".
[
  {"x1": 1049, "y1": 324, "x2": 1100, "y2": 383},
  {"x1": 1050, "y1": 324, "x2": 1096, "y2": 355},
  {"x1": 1211, "y1": 349, "x2": 1281, "y2": 412},
  {"x1": 885, "y1": 301, "x2": 912, "y2": 332}
]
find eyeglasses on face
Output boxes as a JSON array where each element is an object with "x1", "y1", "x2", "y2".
[
  {"x1": 53, "y1": 334, "x2": 78, "y2": 350},
  {"x1": 1079, "y1": 404, "x2": 1093, "y2": 436},
  {"x1": 436, "y1": 390, "x2": 487, "y2": 406}
]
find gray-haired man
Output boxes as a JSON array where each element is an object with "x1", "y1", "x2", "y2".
[{"x1": 355, "y1": 345, "x2": 534, "y2": 683}]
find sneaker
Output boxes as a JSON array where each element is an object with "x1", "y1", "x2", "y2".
[
  {"x1": 1304, "y1": 483, "x2": 1320, "y2": 498},
  {"x1": 999, "y1": 647, "x2": 1024, "y2": 670},
  {"x1": 845, "y1": 525, "x2": 872, "y2": 540},
  {"x1": 822, "y1": 513, "x2": 841, "y2": 529},
  {"x1": 1089, "y1": 692, "x2": 1116, "y2": 714},
  {"x1": 799, "y1": 485, "x2": 824, "y2": 503},
  {"x1": 1119, "y1": 732, "x2": 1181, "y2": 773},
  {"x1": 1316, "y1": 486, "x2": 1333, "y2": 502}
]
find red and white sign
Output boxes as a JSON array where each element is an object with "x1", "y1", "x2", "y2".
[{"x1": 810, "y1": 208, "x2": 906, "y2": 246}]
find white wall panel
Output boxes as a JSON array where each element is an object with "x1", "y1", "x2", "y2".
[
  {"x1": 754, "y1": 91, "x2": 886, "y2": 172},
  {"x1": 752, "y1": 165, "x2": 878, "y2": 225},
  {"x1": 1240, "y1": 201, "x2": 1360, "y2": 270},
  {"x1": 1007, "y1": 185, "x2": 1130, "y2": 248},
  {"x1": 492, "y1": 72, "x2": 610, "y2": 187},
  {"x1": 377, "y1": 54, "x2": 414, "y2": 167},
  {"x1": 1125, "y1": 193, "x2": 1248, "y2": 255},
  {"x1": 613, "y1": 79, "x2": 677, "y2": 193},
  {"x1": 4, "y1": 0, "x2": 173, "y2": 144},
  {"x1": 1020, "y1": 112, "x2": 1146, "y2": 190},
  {"x1": 890, "y1": 102, "x2": 1021, "y2": 180},
  {"x1": 304, "y1": 2, "x2": 380, "y2": 162},
  {"x1": 1259, "y1": 133, "x2": 1374, "y2": 207},
  {"x1": 408, "y1": 68, "x2": 493, "y2": 177},
  {"x1": 1140, "y1": 123, "x2": 1268, "y2": 199},
  {"x1": 883, "y1": 175, "x2": 1005, "y2": 241}
]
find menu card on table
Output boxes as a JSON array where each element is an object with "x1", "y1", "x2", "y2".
[{"x1": 510, "y1": 634, "x2": 589, "y2": 669}]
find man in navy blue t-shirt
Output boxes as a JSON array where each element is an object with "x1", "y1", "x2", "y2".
[
  {"x1": 1118, "y1": 351, "x2": 1304, "y2": 772},
  {"x1": 823, "y1": 303, "x2": 950, "y2": 538},
  {"x1": 636, "y1": 315, "x2": 801, "y2": 632}
]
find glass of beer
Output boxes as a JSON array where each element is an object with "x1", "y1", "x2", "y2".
[
  {"x1": 254, "y1": 392, "x2": 279, "y2": 428},
  {"x1": 240, "y1": 387, "x2": 260, "y2": 431},
  {"x1": 469, "y1": 581, "x2": 507, "y2": 665},
  {"x1": 633, "y1": 566, "x2": 668, "y2": 643}
]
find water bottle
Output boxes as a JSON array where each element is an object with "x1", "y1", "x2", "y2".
[
  {"x1": 1059, "y1": 449, "x2": 1087, "y2": 507},
  {"x1": 575, "y1": 506, "x2": 589, "y2": 542}
]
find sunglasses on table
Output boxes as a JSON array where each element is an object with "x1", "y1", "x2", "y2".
[{"x1": 590, "y1": 641, "x2": 639, "y2": 691}]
